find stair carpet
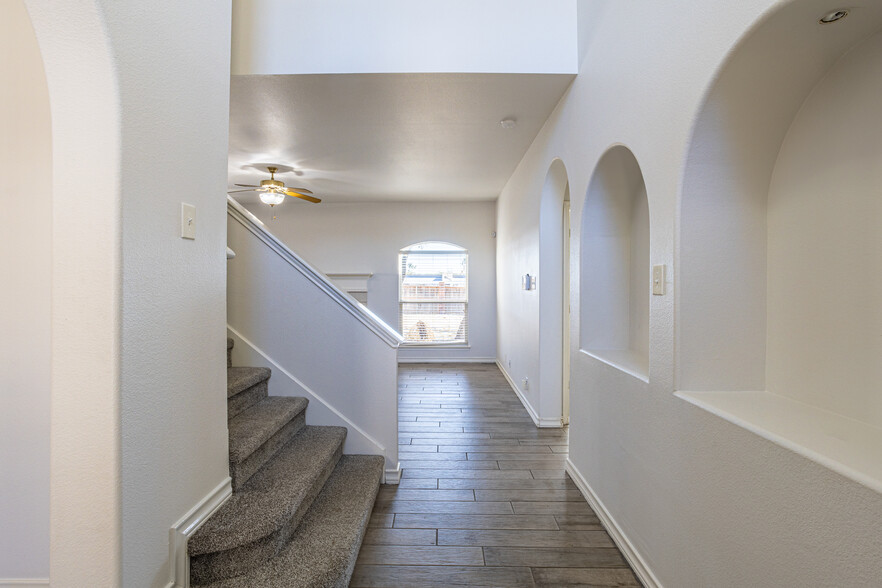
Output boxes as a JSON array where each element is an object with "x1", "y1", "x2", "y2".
[{"x1": 188, "y1": 339, "x2": 384, "y2": 587}]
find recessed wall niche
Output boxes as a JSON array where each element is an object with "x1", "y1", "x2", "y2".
[
  {"x1": 579, "y1": 145, "x2": 649, "y2": 380},
  {"x1": 676, "y1": 0, "x2": 882, "y2": 493}
]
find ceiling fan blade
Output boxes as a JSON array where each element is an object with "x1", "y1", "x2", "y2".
[
  {"x1": 227, "y1": 189, "x2": 258, "y2": 194},
  {"x1": 234, "y1": 183, "x2": 261, "y2": 188},
  {"x1": 286, "y1": 190, "x2": 321, "y2": 203},
  {"x1": 286, "y1": 186, "x2": 313, "y2": 194}
]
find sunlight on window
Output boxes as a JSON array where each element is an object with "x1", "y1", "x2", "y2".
[{"x1": 399, "y1": 242, "x2": 468, "y2": 345}]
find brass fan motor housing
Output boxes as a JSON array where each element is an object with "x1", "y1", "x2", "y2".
[{"x1": 260, "y1": 179, "x2": 285, "y2": 190}]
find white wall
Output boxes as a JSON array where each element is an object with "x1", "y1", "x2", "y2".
[
  {"x1": 25, "y1": 2, "x2": 233, "y2": 586},
  {"x1": 109, "y1": 4, "x2": 233, "y2": 585},
  {"x1": 766, "y1": 30, "x2": 882, "y2": 428},
  {"x1": 227, "y1": 203, "x2": 400, "y2": 475},
  {"x1": 0, "y1": 1, "x2": 50, "y2": 581},
  {"x1": 496, "y1": 0, "x2": 882, "y2": 585},
  {"x1": 232, "y1": 0, "x2": 578, "y2": 75},
  {"x1": 243, "y1": 201, "x2": 497, "y2": 362}
]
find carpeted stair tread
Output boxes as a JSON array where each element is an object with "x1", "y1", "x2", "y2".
[
  {"x1": 189, "y1": 425, "x2": 347, "y2": 557},
  {"x1": 228, "y1": 396, "x2": 308, "y2": 464},
  {"x1": 195, "y1": 455, "x2": 384, "y2": 588},
  {"x1": 227, "y1": 366, "x2": 271, "y2": 398}
]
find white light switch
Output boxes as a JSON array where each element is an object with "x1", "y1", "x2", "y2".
[
  {"x1": 652, "y1": 264, "x2": 666, "y2": 295},
  {"x1": 181, "y1": 203, "x2": 196, "y2": 240}
]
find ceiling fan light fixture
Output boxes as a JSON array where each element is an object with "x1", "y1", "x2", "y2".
[{"x1": 259, "y1": 191, "x2": 286, "y2": 206}]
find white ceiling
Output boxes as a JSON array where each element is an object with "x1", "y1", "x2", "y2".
[{"x1": 228, "y1": 73, "x2": 575, "y2": 204}]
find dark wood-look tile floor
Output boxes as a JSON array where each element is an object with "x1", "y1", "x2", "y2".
[{"x1": 351, "y1": 364, "x2": 640, "y2": 588}]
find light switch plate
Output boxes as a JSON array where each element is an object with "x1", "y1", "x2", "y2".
[
  {"x1": 652, "y1": 264, "x2": 666, "y2": 295},
  {"x1": 181, "y1": 203, "x2": 196, "y2": 240}
]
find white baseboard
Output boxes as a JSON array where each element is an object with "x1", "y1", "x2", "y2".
[
  {"x1": 496, "y1": 361, "x2": 563, "y2": 428},
  {"x1": 384, "y1": 463, "x2": 402, "y2": 485},
  {"x1": 398, "y1": 357, "x2": 496, "y2": 364},
  {"x1": 0, "y1": 581, "x2": 49, "y2": 588},
  {"x1": 166, "y1": 477, "x2": 232, "y2": 588},
  {"x1": 496, "y1": 360, "x2": 540, "y2": 426},
  {"x1": 565, "y1": 458, "x2": 662, "y2": 588}
]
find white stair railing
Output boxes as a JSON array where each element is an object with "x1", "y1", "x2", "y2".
[{"x1": 226, "y1": 196, "x2": 403, "y2": 482}]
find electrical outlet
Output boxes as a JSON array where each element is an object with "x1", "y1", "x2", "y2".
[{"x1": 522, "y1": 377, "x2": 529, "y2": 391}]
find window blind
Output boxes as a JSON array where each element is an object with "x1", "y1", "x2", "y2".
[{"x1": 399, "y1": 242, "x2": 468, "y2": 344}]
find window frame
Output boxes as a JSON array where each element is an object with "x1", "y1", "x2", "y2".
[{"x1": 398, "y1": 242, "x2": 469, "y2": 347}]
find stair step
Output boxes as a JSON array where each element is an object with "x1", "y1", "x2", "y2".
[
  {"x1": 229, "y1": 396, "x2": 308, "y2": 491},
  {"x1": 193, "y1": 455, "x2": 384, "y2": 588},
  {"x1": 227, "y1": 367, "x2": 271, "y2": 419},
  {"x1": 189, "y1": 426, "x2": 347, "y2": 584}
]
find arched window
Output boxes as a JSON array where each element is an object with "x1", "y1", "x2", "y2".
[{"x1": 399, "y1": 242, "x2": 468, "y2": 345}]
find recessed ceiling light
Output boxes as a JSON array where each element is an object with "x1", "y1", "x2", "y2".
[
  {"x1": 819, "y1": 9, "x2": 849, "y2": 24},
  {"x1": 500, "y1": 118, "x2": 517, "y2": 129}
]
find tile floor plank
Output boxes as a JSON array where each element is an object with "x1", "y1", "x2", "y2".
[
  {"x1": 394, "y1": 513, "x2": 559, "y2": 530},
  {"x1": 439, "y1": 477, "x2": 576, "y2": 490},
  {"x1": 357, "y1": 545, "x2": 484, "y2": 566},
  {"x1": 531, "y1": 567, "x2": 642, "y2": 586},
  {"x1": 438, "y1": 529, "x2": 615, "y2": 548},
  {"x1": 353, "y1": 364, "x2": 638, "y2": 587},
  {"x1": 377, "y1": 488, "x2": 474, "y2": 502},
  {"x1": 350, "y1": 565, "x2": 534, "y2": 588},
  {"x1": 362, "y1": 528, "x2": 438, "y2": 546},
  {"x1": 484, "y1": 546, "x2": 629, "y2": 568},
  {"x1": 373, "y1": 500, "x2": 514, "y2": 515}
]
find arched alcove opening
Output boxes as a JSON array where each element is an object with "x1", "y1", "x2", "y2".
[
  {"x1": 677, "y1": 0, "x2": 882, "y2": 492},
  {"x1": 538, "y1": 158, "x2": 570, "y2": 426},
  {"x1": 24, "y1": 1, "x2": 124, "y2": 583},
  {"x1": 1, "y1": 0, "x2": 52, "y2": 580},
  {"x1": 580, "y1": 145, "x2": 649, "y2": 380}
]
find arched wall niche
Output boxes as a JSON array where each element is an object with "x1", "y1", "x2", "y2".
[
  {"x1": 676, "y1": 0, "x2": 882, "y2": 493},
  {"x1": 538, "y1": 158, "x2": 570, "y2": 425},
  {"x1": 580, "y1": 145, "x2": 649, "y2": 380}
]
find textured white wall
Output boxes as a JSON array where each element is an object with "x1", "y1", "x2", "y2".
[
  {"x1": 0, "y1": 1, "x2": 51, "y2": 580},
  {"x1": 105, "y1": 3, "x2": 233, "y2": 585},
  {"x1": 243, "y1": 201, "x2": 498, "y2": 362},
  {"x1": 497, "y1": 0, "x2": 882, "y2": 585},
  {"x1": 232, "y1": 0, "x2": 578, "y2": 75},
  {"x1": 26, "y1": 2, "x2": 233, "y2": 586},
  {"x1": 227, "y1": 209, "x2": 399, "y2": 471},
  {"x1": 766, "y1": 30, "x2": 882, "y2": 428}
]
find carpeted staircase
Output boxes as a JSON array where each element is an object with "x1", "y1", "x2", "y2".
[{"x1": 188, "y1": 338, "x2": 384, "y2": 587}]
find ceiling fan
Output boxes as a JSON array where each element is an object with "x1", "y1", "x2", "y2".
[{"x1": 228, "y1": 166, "x2": 321, "y2": 205}]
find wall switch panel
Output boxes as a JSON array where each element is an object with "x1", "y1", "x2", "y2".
[
  {"x1": 181, "y1": 203, "x2": 196, "y2": 240},
  {"x1": 652, "y1": 264, "x2": 666, "y2": 295}
]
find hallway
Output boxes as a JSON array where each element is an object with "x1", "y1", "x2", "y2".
[{"x1": 351, "y1": 364, "x2": 639, "y2": 587}]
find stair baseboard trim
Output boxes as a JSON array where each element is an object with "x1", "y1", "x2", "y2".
[
  {"x1": 565, "y1": 458, "x2": 662, "y2": 588},
  {"x1": 0, "y1": 580, "x2": 49, "y2": 587},
  {"x1": 166, "y1": 477, "x2": 232, "y2": 588},
  {"x1": 398, "y1": 357, "x2": 496, "y2": 364},
  {"x1": 228, "y1": 326, "x2": 388, "y2": 459},
  {"x1": 384, "y1": 463, "x2": 402, "y2": 485}
]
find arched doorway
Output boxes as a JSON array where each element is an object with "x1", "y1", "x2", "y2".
[{"x1": 539, "y1": 158, "x2": 571, "y2": 425}]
